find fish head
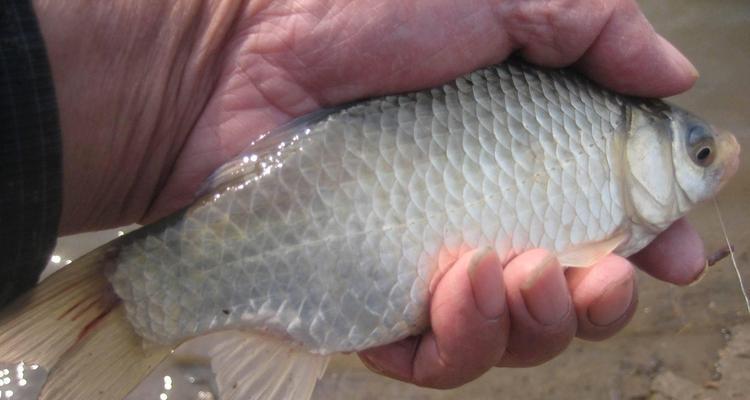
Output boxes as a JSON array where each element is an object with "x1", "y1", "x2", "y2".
[
  {"x1": 623, "y1": 101, "x2": 740, "y2": 232},
  {"x1": 668, "y1": 105, "x2": 740, "y2": 205}
]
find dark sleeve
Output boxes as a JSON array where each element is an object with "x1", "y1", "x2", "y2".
[{"x1": 0, "y1": 1, "x2": 62, "y2": 307}]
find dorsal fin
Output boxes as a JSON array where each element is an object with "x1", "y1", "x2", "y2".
[{"x1": 197, "y1": 107, "x2": 346, "y2": 198}]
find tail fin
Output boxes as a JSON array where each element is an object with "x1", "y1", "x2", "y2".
[{"x1": 0, "y1": 242, "x2": 171, "y2": 399}]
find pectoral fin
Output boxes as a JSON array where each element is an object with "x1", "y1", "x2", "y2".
[{"x1": 557, "y1": 232, "x2": 629, "y2": 268}]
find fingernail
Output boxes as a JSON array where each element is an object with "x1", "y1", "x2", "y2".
[
  {"x1": 522, "y1": 253, "x2": 557, "y2": 290},
  {"x1": 521, "y1": 254, "x2": 570, "y2": 326},
  {"x1": 467, "y1": 247, "x2": 506, "y2": 319},
  {"x1": 360, "y1": 354, "x2": 386, "y2": 375},
  {"x1": 688, "y1": 261, "x2": 709, "y2": 287},
  {"x1": 657, "y1": 34, "x2": 700, "y2": 80},
  {"x1": 588, "y1": 278, "x2": 634, "y2": 326}
]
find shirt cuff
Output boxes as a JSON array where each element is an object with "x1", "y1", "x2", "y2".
[{"x1": 0, "y1": 0, "x2": 62, "y2": 307}]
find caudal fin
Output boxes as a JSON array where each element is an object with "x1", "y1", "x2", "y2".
[{"x1": 0, "y1": 243, "x2": 171, "y2": 398}]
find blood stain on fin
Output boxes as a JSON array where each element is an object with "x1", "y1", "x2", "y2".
[
  {"x1": 0, "y1": 242, "x2": 171, "y2": 399},
  {"x1": 557, "y1": 232, "x2": 629, "y2": 268},
  {"x1": 0, "y1": 244, "x2": 121, "y2": 368},
  {"x1": 206, "y1": 331, "x2": 330, "y2": 400},
  {"x1": 39, "y1": 306, "x2": 171, "y2": 399}
]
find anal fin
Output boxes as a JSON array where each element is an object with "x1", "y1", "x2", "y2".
[
  {"x1": 207, "y1": 331, "x2": 329, "y2": 400},
  {"x1": 557, "y1": 232, "x2": 629, "y2": 268}
]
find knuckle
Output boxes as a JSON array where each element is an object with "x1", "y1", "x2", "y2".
[{"x1": 500, "y1": 0, "x2": 617, "y2": 64}]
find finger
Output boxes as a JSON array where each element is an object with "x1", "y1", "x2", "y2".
[
  {"x1": 496, "y1": 249, "x2": 576, "y2": 367},
  {"x1": 359, "y1": 248, "x2": 510, "y2": 389},
  {"x1": 358, "y1": 336, "x2": 421, "y2": 383},
  {"x1": 629, "y1": 218, "x2": 706, "y2": 286},
  {"x1": 500, "y1": 0, "x2": 697, "y2": 97},
  {"x1": 566, "y1": 255, "x2": 638, "y2": 341},
  {"x1": 574, "y1": 0, "x2": 698, "y2": 97}
]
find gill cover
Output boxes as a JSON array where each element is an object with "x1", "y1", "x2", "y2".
[{"x1": 624, "y1": 103, "x2": 682, "y2": 230}]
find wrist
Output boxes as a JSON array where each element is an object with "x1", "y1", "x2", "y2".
[{"x1": 32, "y1": 0, "x2": 237, "y2": 234}]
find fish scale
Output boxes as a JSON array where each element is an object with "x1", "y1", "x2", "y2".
[{"x1": 109, "y1": 61, "x2": 634, "y2": 354}]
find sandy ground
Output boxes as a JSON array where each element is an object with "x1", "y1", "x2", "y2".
[{"x1": 43, "y1": 0, "x2": 750, "y2": 399}]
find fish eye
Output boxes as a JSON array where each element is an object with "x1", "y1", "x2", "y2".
[
  {"x1": 687, "y1": 124, "x2": 716, "y2": 167},
  {"x1": 695, "y1": 146, "x2": 712, "y2": 163}
]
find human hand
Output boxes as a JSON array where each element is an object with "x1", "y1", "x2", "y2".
[{"x1": 33, "y1": 0, "x2": 706, "y2": 389}]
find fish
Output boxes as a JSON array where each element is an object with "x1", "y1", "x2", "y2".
[{"x1": 0, "y1": 59, "x2": 740, "y2": 399}]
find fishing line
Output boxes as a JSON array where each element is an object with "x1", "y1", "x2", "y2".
[{"x1": 713, "y1": 197, "x2": 750, "y2": 314}]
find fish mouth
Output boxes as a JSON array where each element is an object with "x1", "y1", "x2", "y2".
[{"x1": 719, "y1": 130, "x2": 741, "y2": 187}]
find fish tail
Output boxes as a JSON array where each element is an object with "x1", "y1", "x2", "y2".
[{"x1": 0, "y1": 241, "x2": 171, "y2": 399}]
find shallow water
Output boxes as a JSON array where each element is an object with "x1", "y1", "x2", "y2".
[
  {"x1": 47, "y1": 0, "x2": 750, "y2": 398},
  {"x1": 0, "y1": 362, "x2": 47, "y2": 400}
]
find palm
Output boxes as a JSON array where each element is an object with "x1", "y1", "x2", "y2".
[{"x1": 145, "y1": 1, "x2": 503, "y2": 220}]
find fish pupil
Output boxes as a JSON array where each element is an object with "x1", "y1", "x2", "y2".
[{"x1": 697, "y1": 147, "x2": 711, "y2": 161}]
